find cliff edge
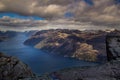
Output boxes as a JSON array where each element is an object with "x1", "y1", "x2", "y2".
[{"x1": 0, "y1": 52, "x2": 34, "y2": 80}]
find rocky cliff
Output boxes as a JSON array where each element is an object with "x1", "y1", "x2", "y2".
[
  {"x1": 24, "y1": 29, "x2": 115, "y2": 62},
  {"x1": 0, "y1": 52, "x2": 34, "y2": 80}
]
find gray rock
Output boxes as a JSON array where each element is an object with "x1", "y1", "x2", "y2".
[
  {"x1": 59, "y1": 60, "x2": 120, "y2": 80},
  {"x1": 0, "y1": 52, "x2": 34, "y2": 80}
]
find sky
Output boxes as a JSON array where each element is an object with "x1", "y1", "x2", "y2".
[
  {"x1": 0, "y1": 0, "x2": 120, "y2": 31},
  {"x1": 0, "y1": 12, "x2": 45, "y2": 20},
  {"x1": 0, "y1": 0, "x2": 94, "y2": 20},
  {"x1": 0, "y1": 0, "x2": 119, "y2": 21},
  {"x1": 0, "y1": 0, "x2": 92, "y2": 20}
]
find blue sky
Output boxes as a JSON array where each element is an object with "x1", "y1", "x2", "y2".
[
  {"x1": 84, "y1": 0, "x2": 94, "y2": 5},
  {"x1": 0, "y1": 12, "x2": 75, "y2": 20},
  {"x1": 0, "y1": 12, "x2": 45, "y2": 20},
  {"x1": 115, "y1": 0, "x2": 120, "y2": 4}
]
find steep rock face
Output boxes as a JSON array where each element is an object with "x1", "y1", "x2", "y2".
[
  {"x1": 106, "y1": 30, "x2": 120, "y2": 61},
  {"x1": 24, "y1": 29, "x2": 120, "y2": 62},
  {"x1": 0, "y1": 52, "x2": 34, "y2": 80}
]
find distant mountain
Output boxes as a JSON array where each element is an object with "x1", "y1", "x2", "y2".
[
  {"x1": 0, "y1": 31, "x2": 17, "y2": 42},
  {"x1": 24, "y1": 29, "x2": 120, "y2": 62}
]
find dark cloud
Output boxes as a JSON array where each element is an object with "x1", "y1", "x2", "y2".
[
  {"x1": 0, "y1": 0, "x2": 120, "y2": 23},
  {"x1": 73, "y1": 0, "x2": 120, "y2": 23}
]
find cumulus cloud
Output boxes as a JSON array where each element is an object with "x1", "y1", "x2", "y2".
[
  {"x1": 73, "y1": 0, "x2": 120, "y2": 23},
  {"x1": 0, "y1": 0, "x2": 67, "y2": 19},
  {"x1": 0, "y1": 0, "x2": 120, "y2": 24}
]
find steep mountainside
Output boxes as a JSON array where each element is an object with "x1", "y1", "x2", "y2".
[{"x1": 24, "y1": 29, "x2": 120, "y2": 62}]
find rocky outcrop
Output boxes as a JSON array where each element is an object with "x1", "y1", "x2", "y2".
[
  {"x1": 0, "y1": 52, "x2": 34, "y2": 80},
  {"x1": 24, "y1": 29, "x2": 111, "y2": 62},
  {"x1": 72, "y1": 43, "x2": 98, "y2": 61},
  {"x1": 106, "y1": 30, "x2": 120, "y2": 61},
  {"x1": 38, "y1": 60, "x2": 120, "y2": 80}
]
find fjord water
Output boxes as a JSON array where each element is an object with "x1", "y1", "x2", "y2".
[{"x1": 0, "y1": 33, "x2": 98, "y2": 75}]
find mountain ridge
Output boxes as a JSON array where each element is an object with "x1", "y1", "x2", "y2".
[{"x1": 24, "y1": 29, "x2": 120, "y2": 62}]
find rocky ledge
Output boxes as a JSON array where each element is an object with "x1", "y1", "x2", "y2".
[
  {"x1": 38, "y1": 60, "x2": 120, "y2": 80},
  {"x1": 24, "y1": 29, "x2": 120, "y2": 62},
  {"x1": 0, "y1": 52, "x2": 34, "y2": 80}
]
